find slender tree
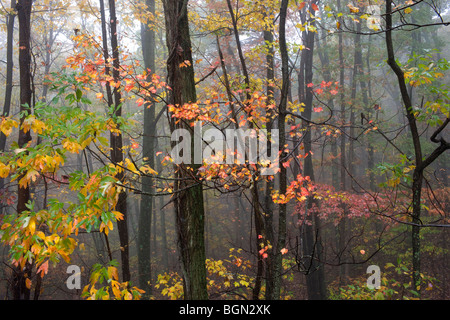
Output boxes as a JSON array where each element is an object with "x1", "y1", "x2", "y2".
[
  {"x1": 162, "y1": 0, "x2": 208, "y2": 300},
  {"x1": 138, "y1": 0, "x2": 156, "y2": 297},
  {"x1": 13, "y1": 0, "x2": 33, "y2": 300},
  {"x1": 108, "y1": 0, "x2": 131, "y2": 283},
  {"x1": 299, "y1": 0, "x2": 326, "y2": 300},
  {"x1": 268, "y1": 0, "x2": 289, "y2": 300},
  {"x1": 384, "y1": 0, "x2": 450, "y2": 295}
]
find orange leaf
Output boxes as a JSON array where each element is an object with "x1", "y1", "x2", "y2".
[
  {"x1": 311, "y1": 3, "x2": 319, "y2": 11},
  {"x1": 37, "y1": 260, "x2": 49, "y2": 278},
  {"x1": 136, "y1": 98, "x2": 144, "y2": 107},
  {"x1": 25, "y1": 278, "x2": 32, "y2": 289}
]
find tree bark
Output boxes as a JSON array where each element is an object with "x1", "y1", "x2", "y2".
[
  {"x1": 299, "y1": 0, "x2": 326, "y2": 300},
  {"x1": 0, "y1": 0, "x2": 16, "y2": 216},
  {"x1": 264, "y1": 0, "x2": 289, "y2": 301},
  {"x1": 162, "y1": 0, "x2": 208, "y2": 300},
  {"x1": 138, "y1": 0, "x2": 156, "y2": 297},
  {"x1": 99, "y1": 0, "x2": 114, "y2": 108},
  {"x1": 0, "y1": 0, "x2": 16, "y2": 152},
  {"x1": 108, "y1": 0, "x2": 130, "y2": 283},
  {"x1": 384, "y1": 0, "x2": 449, "y2": 295},
  {"x1": 14, "y1": 0, "x2": 33, "y2": 300},
  {"x1": 336, "y1": 0, "x2": 349, "y2": 285}
]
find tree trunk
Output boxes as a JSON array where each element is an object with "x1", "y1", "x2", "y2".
[
  {"x1": 262, "y1": 8, "x2": 277, "y2": 300},
  {"x1": 336, "y1": 0, "x2": 349, "y2": 285},
  {"x1": 162, "y1": 0, "x2": 208, "y2": 300},
  {"x1": 13, "y1": 0, "x2": 33, "y2": 300},
  {"x1": 99, "y1": 0, "x2": 114, "y2": 107},
  {"x1": 299, "y1": 0, "x2": 325, "y2": 300},
  {"x1": 138, "y1": 0, "x2": 156, "y2": 297},
  {"x1": 108, "y1": 0, "x2": 130, "y2": 283},
  {"x1": 264, "y1": 0, "x2": 289, "y2": 301},
  {"x1": 0, "y1": 0, "x2": 16, "y2": 152},
  {"x1": 384, "y1": 0, "x2": 449, "y2": 296},
  {"x1": 0, "y1": 0, "x2": 16, "y2": 216}
]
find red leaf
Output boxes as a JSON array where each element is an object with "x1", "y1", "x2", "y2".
[
  {"x1": 311, "y1": 3, "x2": 319, "y2": 11},
  {"x1": 313, "y1": 107, "x2": 323, "y2": 112}
]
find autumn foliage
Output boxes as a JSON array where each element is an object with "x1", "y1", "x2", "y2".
[{"x1": 0, "y1": 0, "x2": 449, "y2": 301}]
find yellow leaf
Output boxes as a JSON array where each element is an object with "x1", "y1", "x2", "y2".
[
  {"x1": 108, "y1": 266, "x2": 119, "y2": 280},
  {"x1": 112, "y1": 210, "x2": 124, "y2": 221},
  {"x1": 0, "y1": 162, "x2": 11, "y2": 178},
  {"x1": 404, "y1": 7, "x2": 413, "y2": 14},
  {"x1": 62, "y1": 138, "x2": 83, "y2": 154},
  {"x1": 112, "y1": 282, "x2": 122, "y2": 299},
  {"x1": 0, "y1": 118, "x2": 18, "y2": 136},
  {"x1": 347, "y1": 4, "x2": 359, "y2": 13},
  {"x1": 37, "y1": 231, "x2": 46, "y2": 240},
  {"x1": 139, "y1": 164, "x2": 158, "y2": 175},
  {"x1": 387, "y1": 176, "x2": 400, "y2": 188},
  {"x1": 124, "y1": 291, "x2": 133, "y2": 300},
  {"x1": 19, "y1": 169, "x2": 40, "y2": 189},
  {"x1": 125, "y1": 158, "x2": 139, "y2": 174},
  {"x1": 28, "y1": 217, "x2": 36, "y2": 235},
  {"x1": 59, "y1": 250, "x2": 71, "y2": 263},
  {"x1": 31, "y1": 118, "x2": 48, "y2": 134}
]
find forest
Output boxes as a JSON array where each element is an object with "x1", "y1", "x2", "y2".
[{"x1": 0, "y1": 0, "x2": 448, "y2": 301}]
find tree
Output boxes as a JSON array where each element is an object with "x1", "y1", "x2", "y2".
[
  {"x1": 0, "y1": 0, "x2": 15, "y2": 153},
  {"x1": 0, "y1": 0, "x2": 16, "y2": 217},
  {"x1": 13, "y1": 0, "x2": 33, "y2": 300},
  {"x1": 107, "y1": 0, "x2": 131, "y2": 283},
  {"x1": 384, "y1": 0, "x2": 450, "y2": 295},
  {"x1": 268, "y1": 0, "x2": 288, "y2": 300},
  {"x1": 138, "y1": 0, "x2": 156, "y2": 297},
  {"x1": 300, "y1": 0, "x2": 326, "y2": 300},
  {"x1": 162, "y1": 0, "x2": 208, "y2": 300}
]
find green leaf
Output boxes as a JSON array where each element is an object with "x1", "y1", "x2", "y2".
[
  {"x1": 374, "y1": 292, "x2": 385, "y2": 300},
  {"x1": 76, "y1": 89, "x2": 83, "y2": 101}
]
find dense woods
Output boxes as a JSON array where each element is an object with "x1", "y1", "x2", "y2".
[{"x1": 0, "y1": 0, "x2": 449, "y2": 301}]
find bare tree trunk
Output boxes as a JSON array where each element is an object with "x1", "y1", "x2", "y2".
[
  {"x1": 267, "y1": 0, "x2": 289, "y2": 300},
  {"x1": 336, "y1": 0, "x2": 349, "y2": 285},
  {"x1": 262, "y1": 8, "x2": 277, "y2": 300},
  {"x1": 301, "y1": 5, "x2": 325, "y2": 300},
  {"x1": 99, "y1": 0, "x2": 114, "y2": 108},
  {"x1": 138, "y1": 0, "x2": 156, "y2": 297}
]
